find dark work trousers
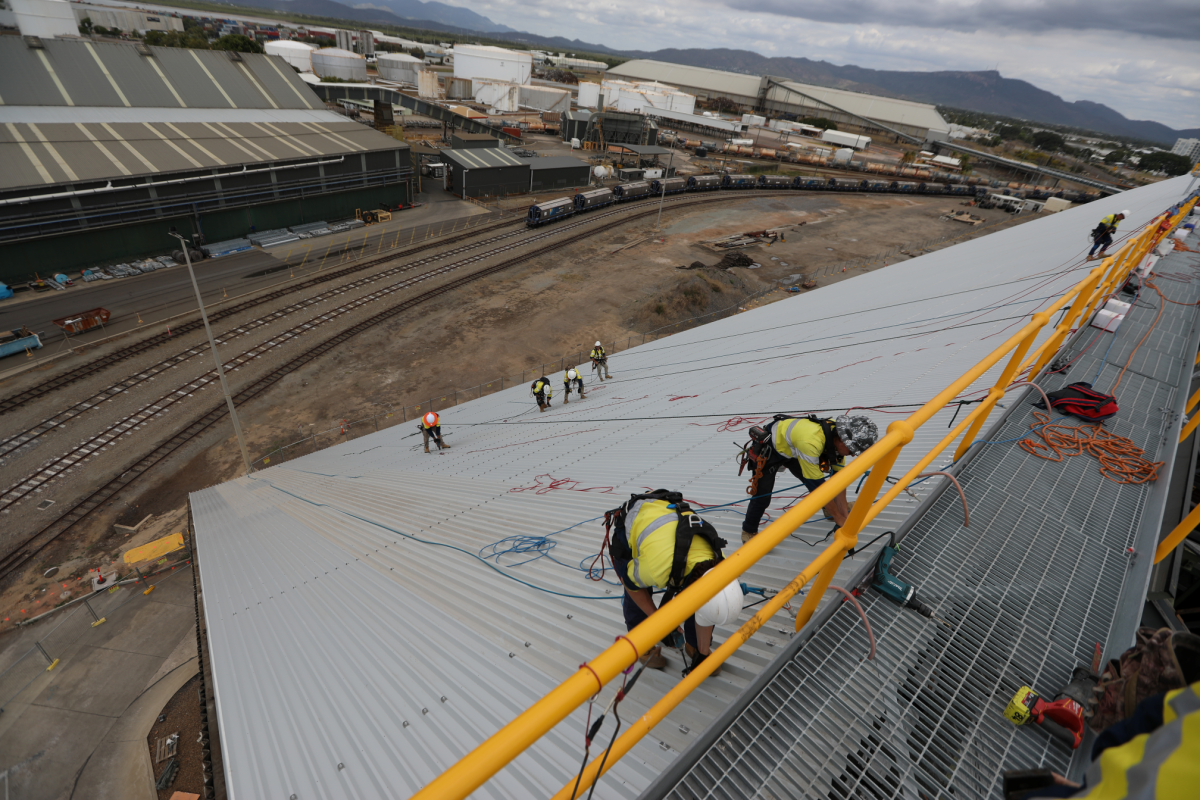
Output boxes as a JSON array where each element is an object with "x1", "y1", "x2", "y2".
[
  {"x1": 742, "y1": 451, "x2": 825, "y2": 535},
  {"x1": 1089, "y1": 231, "x2": 1113, "y2": 257},
  {"x1": 613, "y1": 555, "x2": 698, "y2": 650},
  {"x1": 422, "y1": 425, "x2": 444, "y2": 448}
]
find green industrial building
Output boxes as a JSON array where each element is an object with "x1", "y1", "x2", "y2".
[{"x1": 0, "y1": 37, "x2": 413, "y2": 282}]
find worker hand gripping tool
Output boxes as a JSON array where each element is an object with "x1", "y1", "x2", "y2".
[{"x1": 1004, "y1": 667, "x2": 1098, "y2": 749}]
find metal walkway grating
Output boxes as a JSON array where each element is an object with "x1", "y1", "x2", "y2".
[{"x1": 655, "y1": 250, "x2": 1200, "y2": 800}]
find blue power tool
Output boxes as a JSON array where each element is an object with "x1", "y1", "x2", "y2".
[{"x1": 871, "y1": 535, "x2": 950, "y2": 626}]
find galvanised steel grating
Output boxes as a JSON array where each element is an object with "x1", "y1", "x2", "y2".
[{"x1": 655, "y1": 242, "x2": 1200, "y2": 799}]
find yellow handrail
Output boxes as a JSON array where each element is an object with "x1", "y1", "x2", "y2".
[{"x1": 414, "y1": 194, "x2": 1197, "y2": 800}]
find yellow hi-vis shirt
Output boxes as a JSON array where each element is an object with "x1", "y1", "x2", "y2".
[
  {"x1": 625, "y1": 499, "x2": 715, "y2": 590},
  {"x1": 590, "y1": 347, "x2": 606, "y2": 360},
  {"x1": 774, "y1": 418, "x2": 845, "y2": 481},
  {"x1": 1100, "y1": 213, "x2": 1122, "y2": 231},
  {"x1": 1074, "y1": 681, "x2": 1200, "y2": 798}
]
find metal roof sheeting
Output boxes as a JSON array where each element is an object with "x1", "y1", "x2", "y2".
[
  {"x1": 190, "y1": 175, "x2": 1195, "y2": 799},
  {"x1": 0, "y1": 118, "x2": 405, "y2": 191},
  {"x1": 767, "y1": 79, "x2": 948, "y2": 134},
  {"x1": 442, "y1": 147, "x2": 528, "y2": 169},
  {"x1": 0, "y1": 37, "x2": 319, "y2": 110},
  {"x1": 608, "y1": 60, "x2": 763, "y2": 101}
]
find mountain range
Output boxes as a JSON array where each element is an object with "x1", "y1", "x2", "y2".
[{"x1": 218, "y1": 0, "x2": 1198, "y2": 145}]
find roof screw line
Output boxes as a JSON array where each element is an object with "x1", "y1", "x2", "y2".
[
  {"x1": 422, "y1": 708, "x2": 429, "y2": 715},
  {"x1": 509, "y1": 652, "x2": 516, "y2": 658},
  {"x1": 524, "y1": 642, "x2": 531, "y2": 647},
  {"x1": 337, "y1": 763, "x2": 345, "y2": 770},
  {"x1": 403, "y1": 721, "x2": 409, "y2": 727},
  {"x1": 440, "y1": 696, "x2": 447, "y2": 703}
]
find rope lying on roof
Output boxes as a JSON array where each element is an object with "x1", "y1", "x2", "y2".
[{"x1": 1018, "y1": 411, "x2": 1163, "y2": 484}]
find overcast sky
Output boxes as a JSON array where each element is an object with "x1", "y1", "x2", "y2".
[{"x1": 454, "y1": 0, "x2": 1200, "y2": 131}]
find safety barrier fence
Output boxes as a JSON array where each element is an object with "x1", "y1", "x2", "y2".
[
  {"x1": 409, "y1": 196, "x2": 1197, "y2": 799},
  {"x1": 0, "y1": 547, "x2": 193, "y2": 713}
]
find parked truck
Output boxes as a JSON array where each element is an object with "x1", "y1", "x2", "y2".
[
  {"x1": 0, "y1": 327, "x2": 42, "y2": 359},
  {"x1": 821, "y1": 130, "x2": 872, "y2": 151}
]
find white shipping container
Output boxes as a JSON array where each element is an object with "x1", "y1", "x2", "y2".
[
  {"x1": 310, "y1": 48, "x2": 367, "y2": 82},
  {"x1": 376, "y1": 52, "x2": 423, "y2": 84},
  {"x1": 577, "y1": 81, "x2": 601, "y2": 109},
  {"x1": 417, "y1": 69, "x2": 439, "y2": 98},
  {"x1": 741, "y1": 113, "x2": 766, "y2": 127},
  {"x1": 474, "y1": 79, "x2": 520, "y2": 112},
  {"x1": 454, "y1": 44, "x2": 532, "y2": 86},
  {"x1": 265, "y1": 40, "x2": 317, "y2": 72}
]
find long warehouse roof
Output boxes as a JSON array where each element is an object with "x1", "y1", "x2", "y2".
[
  {"x1": 608, "y1": 59, "x2": 764, "y2": 98},
  {"x1": 0, "y1": 117, "x2": 404, "y2": 192},
  {"x1": 0, "y1": 36, "x2": 320, "y2": 110},
  {"x1": 442, "y1": 147, "x2": 528, "y2": 169},
  {"x1": 189, "y1": 175, "x2": 1194, "y2": 799}
]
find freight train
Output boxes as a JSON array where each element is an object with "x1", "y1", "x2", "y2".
[{"x1": 525, "y1": 173, "x2": 1099, "y2": 227}]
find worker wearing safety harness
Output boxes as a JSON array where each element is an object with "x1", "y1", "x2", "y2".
[
  {"x1": 739, "y1": 415, "x2": 878, "y2": 544},
  {"x1": 419, "y1": 411, "x2": 450, "y2": 454},
  {"x1": 590, "y1": 341, "x2": 611, "y2": 381},
  {"x1": 1087, "y1": 210, "x2": 1128, "y2": 261},
  {"x1": 604, "y1": 490, "x2": 739, "y2": 675},
  {"x1": 563, "y1": 367, "x2": 586, "y2": 403},
  {"x1": 531, "y1": 375, "x2": 553, "y2": 412}
]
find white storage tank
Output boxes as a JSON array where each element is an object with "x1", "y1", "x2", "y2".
[
  {"x1": 310, "y1": 48, "x2": 367, "y2": 82},
  {"x1": 474, "y1": 79, "x2": 520, "y2": 112},
  {"x1": 417, "y1": 69, "x2": 440, "y2": 98},
  {"x1": 519, "y1": 84, "x2": 570, "y2": 114},
  {"x1": 453, "y1": 44, "x2": 532, "y2": 86},
  {"x1": 265, "y1": 40, "x2": 317, "y2": 72},
  {"x1": 376, "y1": 52, "x2": 423, "y2": 84},
  {"x1": 577, "y1": 81, "x2": 601, "y2": 109}
]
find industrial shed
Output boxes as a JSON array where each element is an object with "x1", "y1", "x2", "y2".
[
  {"x1": 442, "y1": 147, "x2": 529, "y2": 198},
  {"x1": 527, "y1": 156, "x2": 590, "y2": 192},
  {"x1": 451, "y1": 131, "x2": 502, "y2": 150},
  {"x1": 0, "y1": 36, "x2": 412, "y2": 278}
]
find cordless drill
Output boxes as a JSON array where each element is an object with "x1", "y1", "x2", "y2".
[
  {"x1": 871, "y1": 544, "x2": 949, "y2": 626},
  {"x1": 1003, "y1": 668, "x2": 1097, "y2": 749}
]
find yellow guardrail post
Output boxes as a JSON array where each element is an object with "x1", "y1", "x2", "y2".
[
  {"x1": 1187, "y1": 385, "x2": 1200, "y2": 416},
  {"x1": 1180, "y1": 413, "x2": 1200, "y2": 444},
  {"x1": 793, "y1": 423, "x2": 910, "y2": 631},
  {"x1": 1156, "y1": 502, "x2": 1200, "y2": 563},
  {"x1": 954, "y1": 311, "x2": 1051, "y2": 459}
]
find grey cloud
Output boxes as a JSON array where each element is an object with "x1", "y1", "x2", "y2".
[{"x1": 723, "y1": 0, "x2": 1200, "y2": 40}]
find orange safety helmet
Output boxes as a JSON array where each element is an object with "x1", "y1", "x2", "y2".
[{"x1": 423, "y1": 412, "x2": 439, "y2": 428}]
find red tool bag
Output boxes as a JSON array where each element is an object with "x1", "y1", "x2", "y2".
[{"x1": 1034, "y1": 381, "x2": 1119, "y2": 422}]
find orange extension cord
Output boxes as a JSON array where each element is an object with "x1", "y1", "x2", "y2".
[{"x1": 1021, "y1": 272, "x2": 1200, "y2": 484}]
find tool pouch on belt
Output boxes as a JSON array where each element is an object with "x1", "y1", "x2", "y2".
[
  {"x1": 1087, "y1": 627, "x2": 1200, "y2": 732},
  {"x1": 738, "y1": 426, "x2": 773, "y2": 495}
]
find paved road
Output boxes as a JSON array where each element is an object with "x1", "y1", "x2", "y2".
[{"x1": 0, "y1": 192, "x2": 491, "y2": 355}]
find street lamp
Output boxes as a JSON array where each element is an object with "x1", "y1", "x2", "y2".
[
  {"x1": 169, "y1": 228, "x2": 253, "y2": 475},
  {"x1": 654, "y1": 144, "x2": 677, "y2": 232}
]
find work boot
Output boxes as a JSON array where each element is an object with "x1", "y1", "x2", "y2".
[
  {"x1": 564, "y1": 397, "x2": 569, "y2": 404},
  {"x1": 439, "y1": 442, "x2": 450, "y2": 449},
  {"x1": 639, "y1": 645, "x2": 668, "y2": 670},
  {"x1": 424, "y1": 446, "x2": 430, "y2": 454},
  {"x1": 685, "y1": 644, "x2": 721, "y2": 677},
  {"x1": 741, "y1": 530, "x2": 756, "y2": 544},
  {"x1": 1086, "y1": 254, "x2": 1096, "y2": 262},
  {"x1": 539, "y1": 405, "x2": 546, "y2": 413}
]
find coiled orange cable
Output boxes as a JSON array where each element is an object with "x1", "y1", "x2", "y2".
[{"x1": 1019, "y1": 410, "x2": 1163, "y2": 484}]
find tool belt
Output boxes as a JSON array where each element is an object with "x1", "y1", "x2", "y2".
[{"x1": 738, "y1": 426, "x2": 774, "y2": 496}]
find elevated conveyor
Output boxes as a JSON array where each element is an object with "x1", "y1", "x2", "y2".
[{"x1": 644, "y1": 244, "x2": 1200, "y2": 799}]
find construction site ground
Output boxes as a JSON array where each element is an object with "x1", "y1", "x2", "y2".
[{"x1": 0, "y1": 192, "x2": 1035, "y2": 631}]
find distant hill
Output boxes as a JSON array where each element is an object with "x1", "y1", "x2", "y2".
[
  {"x1": 624, "y1": 48, "x2": 1200, "y2": 145},
  {"x1": 248, "y1": 0, "x2": 512, "y2": 34}
]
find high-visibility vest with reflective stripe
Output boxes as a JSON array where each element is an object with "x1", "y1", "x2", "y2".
[
  {"x1": 422, "y1": 412, "x2": 439, "y2": 429},
  {"x1": 534, "y1": 380, "x2": 551, "y2": 397},
  {"x1": 591, "y1": 348, "x2": 606, "y2": 360},
  {"x1": 1101, "y1": 213, "x2": 1121, "y2": 230},
  {"x1": 624, "y1": 499, "x2": 715, "y2": 590},
  {"x1": 1076, "y1": 681, "x2": 1200, "y2": 798},
  {"x1": 773, "y1": 418, "x2": 844, "y2": 481}
]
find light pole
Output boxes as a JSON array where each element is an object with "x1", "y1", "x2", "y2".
[
  {"x1": 169, "y1": 228, "x2": 253, "y2": 475},
  {"x1": 654, "y1": 144, "x2": 676, "y2": 232}
]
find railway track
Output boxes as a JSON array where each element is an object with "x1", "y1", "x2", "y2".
[{"x1": 0, "y1": 191, "x2": 794, "y2": 582}]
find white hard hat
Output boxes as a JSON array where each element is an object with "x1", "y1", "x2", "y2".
[
  {"x1": 695, "y1": 579, "x2": 745, "y2": 627},
  {"x1": 595, "y1": 341, "x2": 602, "y2": 347},
  {"x1": 1119, "y1": 209, "x2": 1130, "y2": 216},
  {"x1": 567, "y1": 368, "x2": 577, "y2": 379}
]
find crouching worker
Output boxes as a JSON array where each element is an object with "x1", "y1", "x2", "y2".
[
  {"x1": 563, "y1": 367, "x2": 586, "y2": 403},
  {"x1": 603, "y1": 490, "x2": 742, "y2": 676},
  {"x1": 531, "y1": 375, "x2": 553, "y2": 412},
  {"x1": 420, "y1": 411, "x2": 450, "y2": 454},
  {"x1": 739, "y1": 415, "x2": 878, "y2": 544}
]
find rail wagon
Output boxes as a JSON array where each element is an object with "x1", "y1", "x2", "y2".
[
  {"x1": 526, "y1": 197, "x2": 575, "y2": 227},
  {"x1": 650, "y1": 177, "x2": 687, "y2": 195},
  {"x1": 574, "y1": 188, "x2": 614, "y2": 211},
  {"x1": 757, "y1": 174, "x2": 792, "y2": 189},
  {"x1": 612, "y1": 181, "x2": 652, "y2": 200},
  {"x1": 722, "y1": 174, "x2": 756, "y2": 189},
  {"x1": 687, "y1": 174, "x2": 721, "y2": 191}
]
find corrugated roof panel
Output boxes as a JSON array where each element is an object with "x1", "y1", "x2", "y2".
[
  {"x1": 770, "y1": 80, "x2": 948, "y2": 132},
  {"x1": 0, "y1": 37, "x2": 60, "y2": 105},
  {"x1": 191, "y1": 176, "x2": 1196, "y2": 799},
  {"x1": 243, "y1": 52, "x2": 319, "y2": 109},
  {"x1": 608, "y1": 60, "x2": 763, "y2": 99},
  {"x1": 41, "y1": 39, "x2": 124, "y2": 108},
  {"x1": 150, "y1": 48, "x2": 231, "y2": 109},
  {"x1": 94, "y1": 40, "x2": 180, "y2": 108}
]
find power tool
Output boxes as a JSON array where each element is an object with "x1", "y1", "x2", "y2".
[
  {"x1": 869, "y1": 537, "x2": 950, "y2": 627},
  {"x1": 1003, "y1": 667, "x2": 1097, "y2": 749}
]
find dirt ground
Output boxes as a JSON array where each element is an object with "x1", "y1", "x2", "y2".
[
  {"x1": 146, "y1": 673, "x2": 204, "y2": 799},
  {"x1": 0, "y1": 192, "x2": 1033, "y2": 624}
]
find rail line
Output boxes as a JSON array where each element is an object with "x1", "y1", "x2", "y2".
[
  {"x1": 0, "y1": 189, "x2": 802, "y2": 415},
  {"x1": 0, "y1": 191, "x2": 792, "y2": 582},
  {"x1": 0, "y1": 190, "x2": 797, "y2": 467}
]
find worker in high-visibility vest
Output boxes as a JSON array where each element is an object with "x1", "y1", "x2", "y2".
[
  {"x1": 590, "y1": 341, "x2": 611, "y2": 381},
  {"x1": 603, "y1": 489, "x2": 736, "y2": 675},
  {"x1": 1087, "y1": 210, "x2": 1128, "y2": 261},
  {"x1": 531, "y1": 376, "x2": 553, "y2": 412},
  {"x1": 563, "y1": 367, "x2": 586, "y2": 403},
  {"x1": 739, "y1": 414, "x2": 878, "y2": 544},
  {"x1": 420, "y1": 411, "x2": 449, "y2": 453},
  {"x1": 1016, "y1": 680, "x2": 1200, "y2": 799}
]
